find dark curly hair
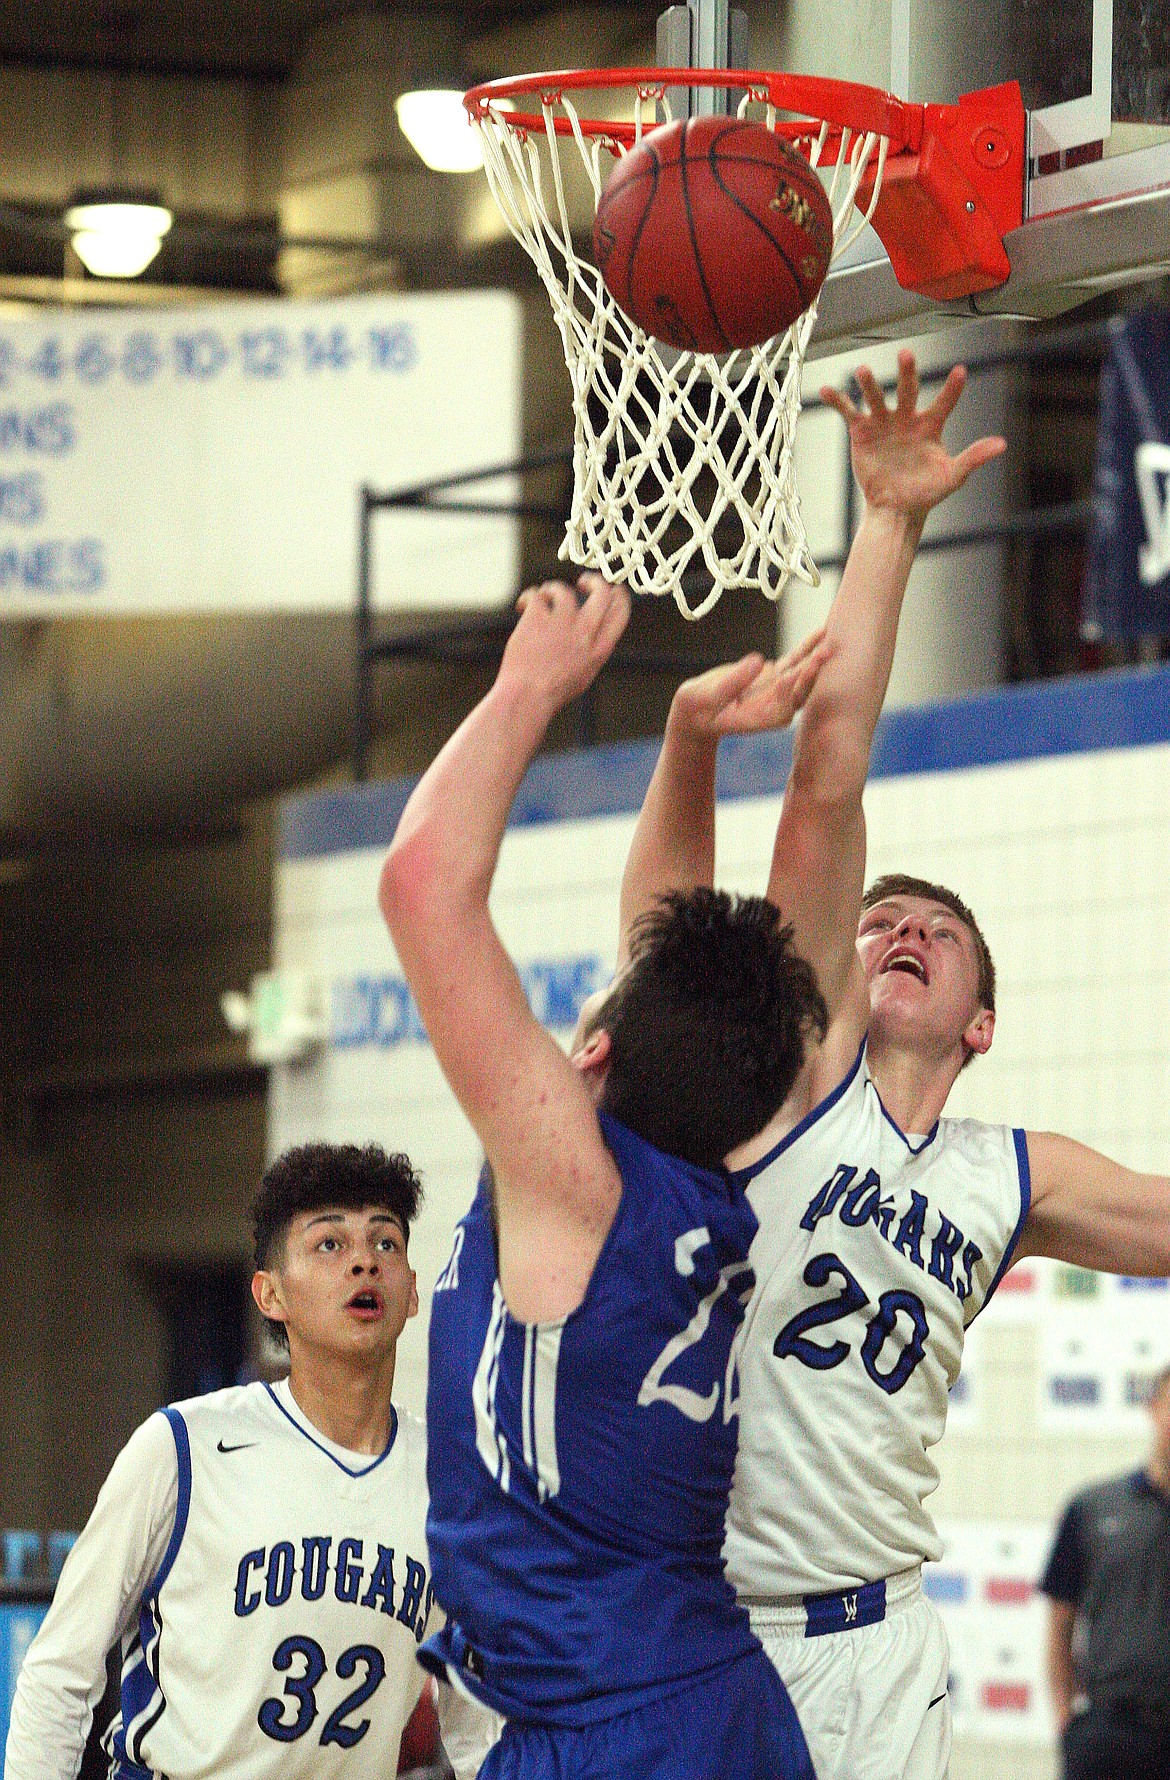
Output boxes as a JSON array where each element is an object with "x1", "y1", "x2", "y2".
[
  {"x1": 252, "y1": 1142, "x2": 423, "y2": 1350},
  {"x1": 589, "y1": 888, "x2": 827, "y2": 1169}
]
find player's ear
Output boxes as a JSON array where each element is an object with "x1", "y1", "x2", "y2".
[
  {"x1": 962, "y1": 1005, "x2": 994, "y2": 1058},
  {"x1": 572, "y1": 1026, "x2": 611, "y2": 1079},
  {"x1": 251, "y1": 1268, "x2": 288, "y2": 1331},
  {"x1": 406, "y1": 1269, "x2": 419, "y2": 1320}
]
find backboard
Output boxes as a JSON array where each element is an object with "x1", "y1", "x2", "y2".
[{"x1": 670, "y1": 0, "x2": 1170, "y2": 348}]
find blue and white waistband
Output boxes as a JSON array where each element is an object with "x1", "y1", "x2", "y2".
[{"x1": 745, "y1": 1565, "x2": 922, "y2": 1639}]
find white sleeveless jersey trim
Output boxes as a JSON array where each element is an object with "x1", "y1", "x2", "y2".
[
  {"x1": 262, "y1": 1382, "x2": 400, "y2": 1477},
  {"x1": 724, "y1": 1045, "x2": 1029, "y2": 1600},
  {"x1": 103, "y1": 1382, "x2": 434, "y2": 1780}
]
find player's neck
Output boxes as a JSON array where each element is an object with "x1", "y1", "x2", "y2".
[
  {"x1": 285, "y1": 1344, "x2": 398, "y2": 1455},
  {"x1": 866, "y1": 1035, "x2": 960, "y2": 1137}
]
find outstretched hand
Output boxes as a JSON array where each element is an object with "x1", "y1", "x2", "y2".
[
  {"x1": 503, "y1": 572, "x2": 631, "y2": 717},
  {"x1": 670, "y1": 628, "x2": 832, "y2": 739},
  {"x1": 821, "y1": 349, "x2": 1006, "y2": 524}
]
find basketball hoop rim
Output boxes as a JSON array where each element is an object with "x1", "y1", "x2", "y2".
[{"x1": 464, "y1": 66, "x2": 921, "y2": 154}]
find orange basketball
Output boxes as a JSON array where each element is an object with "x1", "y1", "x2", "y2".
[{"x1": 593, "y1": 115, "x2": 834, "y2": 353}]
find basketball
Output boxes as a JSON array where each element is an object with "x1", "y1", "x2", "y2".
[{"x1": 592, "y1": 115, "x2": 834, "y2": 353}]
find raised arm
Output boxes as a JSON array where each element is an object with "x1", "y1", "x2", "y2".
[
  {"x1": 766, "y1": 354, "x2": 1005, "y2": 1033},
  {"x1": 379, "y1": 573, "x2": 631, "y2": 1323},
  {"x1": 619, "y1": 352, "x2": 1005, "y2": 1033},
  {"x1": 1015, "y1": 1131, "x2": 1170, "y2": 1275},
  {"x1": 617, "y1": 636, "x2": 828, "y2": 966}
]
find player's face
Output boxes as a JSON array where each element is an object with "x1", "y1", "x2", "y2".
[
  {"x1": 265, "y1": 1206, "x2": 419, "y2": 1363},
  {"x1": 856, "y1": 896, "x2": 988, "y2": 1063}
]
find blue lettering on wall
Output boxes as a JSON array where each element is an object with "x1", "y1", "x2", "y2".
[
  {"x1": 0, "y1": 474, "x2": 45, "y2": 524},
  {"x1": 0, "y1": 405, "x2": 76, "y2": 454},
  {"x1": 332, "y1": 955, "x2": 609, "y2": 1051},
  {"x1": 174, "y1": 330, "x2": 228, "y2": 381},
  {"x1": 0, "y1": 540, "x2": 105, "y2": 595},
  {"x1": 29, "y1": 338, "x2": 65, "y2": 383},
  {"x1": 0, "y1": 319, "x2": 426, "y2": 389},
  {"x1": 303, "y1": 328, "x2": 352, "y2": 373},
  {"x1": 368, "y1": 325, "x2": 418, "y2": 374},
  {"x1": 75, "y1": 336, "x2": 115, "y2": 385},
  {"x1": 241, "y1": 327, "x2": 291, "y2": 379},
  {"x1": 123, "y1": 332, "x2": 164, "y2": 385}
]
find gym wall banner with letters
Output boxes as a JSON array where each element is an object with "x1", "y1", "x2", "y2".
[
  {"x1": 0, "y1": 289, "x2": 521, "y2": 616},
  {"x1": 1083, "y1": 305, "x2": 1170, "y2": 641}
]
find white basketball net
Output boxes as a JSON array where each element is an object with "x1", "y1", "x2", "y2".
[{"x1": 472, "y1": 82, "x2": 888, "y2": 618}]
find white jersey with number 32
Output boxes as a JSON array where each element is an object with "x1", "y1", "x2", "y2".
[
  {"x1": 106, "y1": 1383, "x2": 434, "y2": 1779},
  {"x1": 723, "y1": 1046, "x2": 1029, "y2": 1600}
]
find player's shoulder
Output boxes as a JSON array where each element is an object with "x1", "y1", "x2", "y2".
[
  {"x1": 163, "y1": 1379, "x2": 278, "y2": 1439},
  {"x1": 934, "y1": 1112, "x2": 1022, "y2": 1170}
]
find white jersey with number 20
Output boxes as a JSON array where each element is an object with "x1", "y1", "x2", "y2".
[{"x1": 724, "y1": 1045, "x2": 1029, "y2": 1601}]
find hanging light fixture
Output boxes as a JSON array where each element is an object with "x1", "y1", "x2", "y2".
[
  {"x1": 64, "y1": 189, "x2": 173, "y2": 278},
  {"x1": 395, "y1": 89, "x2": 508, "y2": 174}
]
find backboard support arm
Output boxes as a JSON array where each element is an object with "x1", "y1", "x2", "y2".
[{"x1": 657, "y1": 1, "x2": 748, "y2": 116}]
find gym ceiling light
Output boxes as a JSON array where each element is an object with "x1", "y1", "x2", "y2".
[
  {"x1": 395, "y1": 89, "x2": 499, "y2": 174},
  {"x1": 64, "y1": 190, "x2": 174, "y2": 278}
]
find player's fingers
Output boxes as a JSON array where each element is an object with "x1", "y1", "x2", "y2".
[
  {"x1": 678, "y1": 653, "x2": 767, "y2": 717},
  {"x1": 820, "y1": 384, "x2": 858, "y2": 423},
  {"x1": 516, "y1": 581, "x2": 564, "y2": 617},
  {"x1": 568, "y1": 572, "x2": 615, "y2": 636},
  {"x1": 711, "y1": 653, "x2": 768, "y2": 706},
  {"x1": 589, "y1": 578, "x2": 632, "y2": 656},
  {"x1": 950, "y1": 435, "x2": 1006, "y2": 485},
  {"x1": 778, "y1": 626, "x2": 827, "y2": 673},
  {"x1": 894, "y1": 349, "x2": 919, "y2": 416},
  {"x1": 854, "y1": 366, "x2": 888, "y2": 418},
  {"x1": 789, "y1": 646, "x2": 828, "y2": 704},
  {"x1": 927, "y1": 365, "x2": 968, "y2": 428}
]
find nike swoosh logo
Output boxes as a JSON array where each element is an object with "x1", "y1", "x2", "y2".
[
  {"x1": 217, "y1": 1439, "x2": 257, "y2": 1453},
  {"x1": 928, "y1": 1692, "x2": 948, "y2": 1711}
]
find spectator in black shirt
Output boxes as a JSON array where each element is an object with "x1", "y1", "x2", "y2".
[{"x1": 1040, "y1": 1363, "x2": 1170, "y2": 1779}]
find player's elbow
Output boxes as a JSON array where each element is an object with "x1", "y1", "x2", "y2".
[
  {"x1": 379, "y1": 825, "x2": 439, "y2": 940},
  {"x1": 789, "y1": 721, "x2": 870, "y2": 820}
]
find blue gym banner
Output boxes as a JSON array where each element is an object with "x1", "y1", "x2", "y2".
[{"x1": 1083, "y1": 307, "x2": 1170, "y2": 641}]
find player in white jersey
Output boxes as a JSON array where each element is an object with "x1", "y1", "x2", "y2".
[
  {"x1": 614, "y1": 350, "x2": 1170, "y2": 1779},
  {"x1": 5, "y1": 1141, "x2": 497, "y2": 1780}
]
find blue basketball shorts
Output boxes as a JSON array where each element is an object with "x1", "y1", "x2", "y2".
[{"x1": 480, "y1": 1646, "x2": 816, "y2": 1780}]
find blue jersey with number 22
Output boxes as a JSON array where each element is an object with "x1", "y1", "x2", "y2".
[{"x1": 422, "y1": 1110, "x2": 814, "y2": 1780}]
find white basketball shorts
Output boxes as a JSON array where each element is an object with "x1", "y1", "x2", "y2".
[{"x1": 749, "y1": 1570, "x2": 951, "y2": 1780}]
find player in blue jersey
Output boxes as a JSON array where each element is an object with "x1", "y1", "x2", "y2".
[{"x1": 379, "y1": 575, "x2": 830, "y2": 1780}]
